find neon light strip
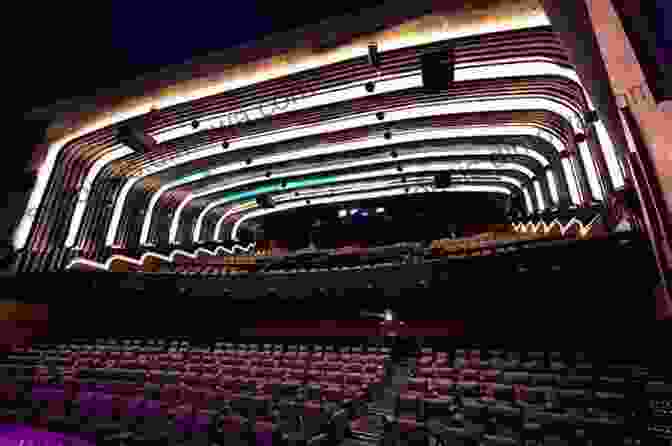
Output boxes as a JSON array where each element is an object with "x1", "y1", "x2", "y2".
[
  {"x1": 151, "y1": 61, "x2": 584, "y2": 143},
  {"x1": 546, "y1": 169, "x2": 559, "y2": 205},
  {"x1": 187, "y1": 158, "x2": 533, "y2": 243},
  {"x1": 231, "y1": 185, "x2": 511, "y2": 240},
  {"x1": 214, "y1": 176, "x2": 520, "y2": 241},
  {"x1": 534, "y1": 180, "x2": 546, "y2": 211},
  {"x1": 65, "y1": 243, "x2": 256, "y2": 271},
  {"x1": 159, "y1": 121, "x2": 565, "y2": 245},
  {"x1": 578, "y1": 141, "x2": 604, "y2": 201},
  {"x1": 523, "y1": 187, "x2": 534, "y2": 213},
  {"x1": 213, "y1": 174, "x2": 522, "y2": 241},
  {"x1": 562, "y1": 157, "x2": 581, "y2": 205},
  {"x1": 16, "y1": 29, "x2": 592, "y2": 252},
  {"x1": 187, "y1": 146, "x2": 540, "y2": 243},
  {"x1": 205, "y1": 168, "x2": 524, "y2": 242},
  {"x1": 99, "y1": 57, "x2": 587, "y2": 247},
  {"x1": 594, "y1": 121, "x2": 625, "y2": 189},
  {"x1": 65, "y1": 146, "x2": 134, "y2": 247}
]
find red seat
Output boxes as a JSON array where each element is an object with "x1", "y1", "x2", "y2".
[
  {"x1": 436, "y1": 368, "x2": 457, "y2": 379},
  {"x1": 325, "y1": 372, "x2": 344, "y2": 385},
  {"x1": 417, "y1": 367, "x2": 434, "y2": 378},
  {"x1": 408, "y1": 378, "x2": 428, "y2": 393}
]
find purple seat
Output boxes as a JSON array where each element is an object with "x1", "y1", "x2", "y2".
[{"x1": 32, "y1": 386, "x2": 65, "y2": 401}]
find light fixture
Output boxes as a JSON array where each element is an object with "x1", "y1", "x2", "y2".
[
  {"x1": 365, "y1": 82, "x2": 375, "y2": 93},
  {"x1": 376, "y1": 207, "x2": 385, "y2": 213},
  {"x1": 338, "y1": 209, "x2": 347, "y2": 218},
  {"x1": 245, "y1": 159, "x2": 253, "y2": 165},
  {"x1": 390, "y1": 151, "x2": 398, "y2": 158},
  {"x1": 266, "y1": 171, "x2": 272, "y2": 178},
  {"x1": 221, "y1": 141, "x2": 229, "y2": 149},
  {"x1": 281, "y1": 180, "x2": 287, "y2": 188},
  {"x1": 384, "y1": 131, "x2": 391, "y2": 140},
  {"x1": 306, "y1": 200, "x2": 311, "y2": 204},
  {"x1": 376, "y1": 112, "x2": 385, "y2": 121},
  {"x1": 397, "y1": 165, "x2": 403, "y2": 172},
  {"x1": 191, "y1": 120, "x2": 200, "y2": 129}
]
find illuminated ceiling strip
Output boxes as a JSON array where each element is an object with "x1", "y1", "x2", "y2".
[
  {"x1": 578, "y1": 141, "x2": 604, "y2": 201},
  {"x1": 594, "y1": 121, "x2": 625, "y2": 189},
  {"x1": 561, "y1": 157, "x2": 581, "y2": 205},
  {"x1": 150, "y1": 94, "x2": 576, "y2": 245},
  {"x1": 152, "y1": 61, "x2": 585, "y2": 143},
  {"x1": 534, "y1": 180, "x2": 546, "y2": 211},
  {"x1": 65, "y1": 242, "x2": 256, "y2": 272},
  {"x1": 213, "y1": 174, "x2": 522, "y2": 241},
  {"x1": 231, "y1": 185, "x2": 511, "y2": 240},
  {"x1": 206, "y1": 170, "x2": 524, "y2": 243},
  {"x1": 523, "y1": 187, "x2": 534, "y2": 213},
  {"x1": 187, "y1": 146, "x2": 539, "y2": 242},
  {"x1": 186, "y1": 158, "x2": 534, "y2": 243},
  {"x1": 14, "y1": 25, "x2": 589, "y2": 252},
  {"x1": 64, "y1": 146, "x2": 134, "y2": 248},
  {"x1": 546, "y1": 169, "x2": 559, "y2": 205},
  {"x1": 101, "y1": 57, "x2": 583, "y2": 246},
  {"x1": 157, "y1": 119, "x2": 566, "y2": 246}
]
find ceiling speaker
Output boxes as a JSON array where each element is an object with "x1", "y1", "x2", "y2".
[
  {"x1": 434, "y1": 173, "x2": 452, "y2": 189},
  {"x1": 256, "y1": 194, "x2": 275, "y2": 208},
  {"x1": 421, "y1": 48, "x2": 454, "y2": 91}
]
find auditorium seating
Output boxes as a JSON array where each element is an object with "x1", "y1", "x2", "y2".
[
  {"x1": 3, "y1": 339, "x2": 663, "y2": 445},
  {"x1": 0, "y1": 340, "x2": 390, "y2": 445}
]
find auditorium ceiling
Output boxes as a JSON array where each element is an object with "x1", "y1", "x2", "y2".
[{"x1": 16, "y1": 0, "x2": 622, "y2": 271}]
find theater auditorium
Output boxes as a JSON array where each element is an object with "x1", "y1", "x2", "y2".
[{"x1": 1, "y1": 0, "x2": 671, "y2": 444}]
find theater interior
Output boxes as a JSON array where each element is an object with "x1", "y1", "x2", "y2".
[{"x1": 1, "y1": 0, "x2": 671, "y2": 444}]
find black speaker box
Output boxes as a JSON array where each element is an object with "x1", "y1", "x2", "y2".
[
  {"x1": 256, "y1": 194, "x2": 275, "y2": 208},
  {"x1": 421, "y1": 49, "x2": 455, "y2": 91},
  {"x1": 434, "y1": 173, "x2": 452, "y2": 189}
]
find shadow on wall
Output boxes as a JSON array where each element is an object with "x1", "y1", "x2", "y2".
[{"x1": 0, "y1": 301, "x2": 49, "y2": 350}]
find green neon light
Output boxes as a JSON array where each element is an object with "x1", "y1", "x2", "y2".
[{"x1": 212, "y1": 175, "x2": 340, "y2": 205}]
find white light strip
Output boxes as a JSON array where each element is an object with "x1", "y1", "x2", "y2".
[
  {"x1": 534, "y1": 180, "x2": 546, "y2": 211},
  {"x1": 65, "y1": 147, "x2": 135, "y2": 248},
  {"x1": 546, "y1": 169, "x2": 559, "y2": 205},
  {"x1": 65, "y1": 243, "x2": 256, "y2": 272},
  {"x1": 593, "y1": 121, "x2": 625, "y2": 188},
  {"x1": 188, "y1": 158, "x2": 533, "y2": 243},
  {"x1": 523, "y1": 187, "x2": 534, "y2": 213},
  {"x1": 161, "y1": 122, "x2": 563, "y2": 245},
  {"x1": 101, "y1": 59, "x2": 584, "y2": 247},
  {"x1": 562, "y1": 157, "x2": 581, "y2": 205},
  {"x1": 214, "y1": 176, "x2": 520, "y2": 241},
  {"x1": 16, "y1": 48, "x2": 582, "y2": 252},
  {"x1": 578, "y1": 141, "x2": 604, "y2": 201},
  {"x1": 231, "y1": 185, "x2": 511, "y2": 240},
  {"x1": 152, "y1": 61, "x2": 584, "y2": 143}
]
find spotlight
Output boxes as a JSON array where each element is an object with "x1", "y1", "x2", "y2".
[
  {"x1": 397, "y1": 165, "x2": 403, "y2": 172},
  {"x1": 306, "y1": 200, "x2": 311, "y2": 204},
  {"x1": 266, "y1": 171, "x2": 272, "y2": 178},
  {"x1": 384, "y1": 131, "x2": 391, "y2": 140},
  {"x1": 246, "y1": 159, "x2": 253, "y2": 165},
  {"x1": 401, "y1": 176, "x2": 407, "y2": 183},
  {"x1": 221, "y1": 141, "x2": 229, "y2": 149},
  {"x1": 365, "y1": 82, "x2": 375, "y2": 93},
  {"x1": 191, "y1": 120, "x2": 200, "y2": 129},
  {"x1": 390, "y1": 151, "x2": 398, "y2": 158},
  {"x1": 405, "y1": 187, "x2": 409, "y2": 193},
  {"x1": 281, "y1": 180, "x2": 287, "y2": 188},
  {"x1": 376, "y1": 111, "x2": 385, "y2": 121}
]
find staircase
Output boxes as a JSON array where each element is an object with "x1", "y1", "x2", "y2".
[{"x1": 348, "y1": 354, "x2": 416, "y2": 445}]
